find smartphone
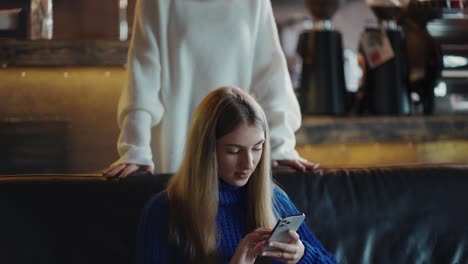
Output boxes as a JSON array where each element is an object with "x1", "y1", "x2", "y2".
[{"x1": 264, "y1": 213, "x2": 305, "y2": 250}]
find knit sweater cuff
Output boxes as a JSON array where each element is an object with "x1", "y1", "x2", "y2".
[{"x1": 113, "y1": 110, "x2": 155, "y2": 170}]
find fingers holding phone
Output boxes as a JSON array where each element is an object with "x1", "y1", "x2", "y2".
[
  {"x1": 230, "y1": 228, "x2": 271, "y2": 264},
  {"x1": 261, "y1": 214, "x2": 306, "y2": 263},
  {"x1": 262, "y1": 229, "x2": 305, "y2": 263}
]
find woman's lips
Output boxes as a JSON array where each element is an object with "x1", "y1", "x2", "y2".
[{"x1": 235, "y1": 171, "x2": 251, "y2": 178}]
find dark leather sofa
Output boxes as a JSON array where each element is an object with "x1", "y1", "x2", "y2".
[{"x1": 1, "y1": 163, "x2": 467, "y2": 264}]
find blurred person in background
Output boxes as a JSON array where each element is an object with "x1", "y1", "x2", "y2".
[{"x1": 103, "y1": 0, "x2": 318, "y2": 178}]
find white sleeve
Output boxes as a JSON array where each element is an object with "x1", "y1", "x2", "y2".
[
  {"x1": 118, "y1": 0, "x2": 164, "y2": 126},
  {"x1": 114, "y1": 0, "x2": 164, "y2": 168},
  {"x1": 250, "y1": 0, "x2": 305, "y2": 161},
  {"x1": 112, "y1": 110, "x2": 154, "y2": 169}
]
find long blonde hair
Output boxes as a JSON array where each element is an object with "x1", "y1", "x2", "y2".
[{"x1": 166, "y1": 86, "x2": 277, "y2": 262}]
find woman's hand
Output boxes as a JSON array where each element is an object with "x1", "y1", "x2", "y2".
[
  {"x1": 272, "y1": 160, "x2": 319, "y2": 172},
  {"x1": 261, "y1": 229, "x2": 305, "y2": 264},
  {"x1": 230, "y1": 228, "x2": 271, "y2": 264},
  {"x1": 102, "y1": 163, "x2": 152, "y2": 179}
]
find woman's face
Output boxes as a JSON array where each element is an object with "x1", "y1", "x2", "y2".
[{"x1": 216, "y1": 123, "x2": 265, "y2": 187}]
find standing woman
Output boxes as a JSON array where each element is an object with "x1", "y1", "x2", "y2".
[
  {"x1": 103, "y1": 0, "x2": 317, "y2": 177},
  {"x1": 135, "y1": 87, "x2": 336, "y2": 264}
]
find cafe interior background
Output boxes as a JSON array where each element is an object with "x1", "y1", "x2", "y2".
[{"x1": 1, "y1": 0, "x2": 467, "y2": 174}]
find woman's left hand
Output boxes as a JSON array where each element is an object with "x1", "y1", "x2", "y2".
[
  {"x1": 261, "y1": 229, "x2": 305, "y2": 264},
  {"x1": 272, "y1": 159, "x2": 319, "y2": 172}
]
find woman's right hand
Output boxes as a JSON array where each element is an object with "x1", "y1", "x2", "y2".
[
  {"x1": 230, "y1": 228, "x2": 271, "y2": 264},
  {"x1": 102, "y1": 163, "x2": 152, "y2": 179}
]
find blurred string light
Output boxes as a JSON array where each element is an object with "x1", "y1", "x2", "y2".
[
  {"x1": 434, "y1": 81, "x2": 447, "y2": 97},
  {"x1": 443, "y1": 55, "x2": 468, "y2": 68}
]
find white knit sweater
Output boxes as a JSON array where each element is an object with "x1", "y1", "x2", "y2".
[{"x1": 114, "y1": 0, "x2": 303, "y2": 173}]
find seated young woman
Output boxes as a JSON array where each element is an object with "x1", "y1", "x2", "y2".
[{"x1": 135, "y1": 86, "x2": 336, "y2": 264}]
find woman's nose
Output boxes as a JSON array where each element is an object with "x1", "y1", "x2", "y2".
[{"x1": 240, "y1": 151, "x2": 254, "y2": 170}]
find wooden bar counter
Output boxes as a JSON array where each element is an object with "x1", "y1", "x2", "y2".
[{"x1": 296, "y1": 115, "x2": 468, "y2": 166}]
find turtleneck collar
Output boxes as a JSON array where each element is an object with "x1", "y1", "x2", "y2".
[{"x1": 218, "y1": 179, "x2": 246, "y2": 206}]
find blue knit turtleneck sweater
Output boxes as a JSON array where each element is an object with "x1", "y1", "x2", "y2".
[{"x1": 135, "y1": 180, "x2": 337, "y2": 264}]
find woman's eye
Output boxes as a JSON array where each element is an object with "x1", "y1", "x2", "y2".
[
  {"x1": 253, "y1": 147, "x2": 263, "y2": 152},
  {"x1": 227, "y1": 149, "x2": 240, "y2": 154}
]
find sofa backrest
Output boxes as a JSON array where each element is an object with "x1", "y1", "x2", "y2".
[
  {"x1": 0, "y1": 164, "x2": 467, "y2": 264},
  {"x1": 0, "y1": 173, "x2": 170, "y2": 264},
  {"x1": 276, "y1": 164, "x2": 468, "y2": 263}
]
